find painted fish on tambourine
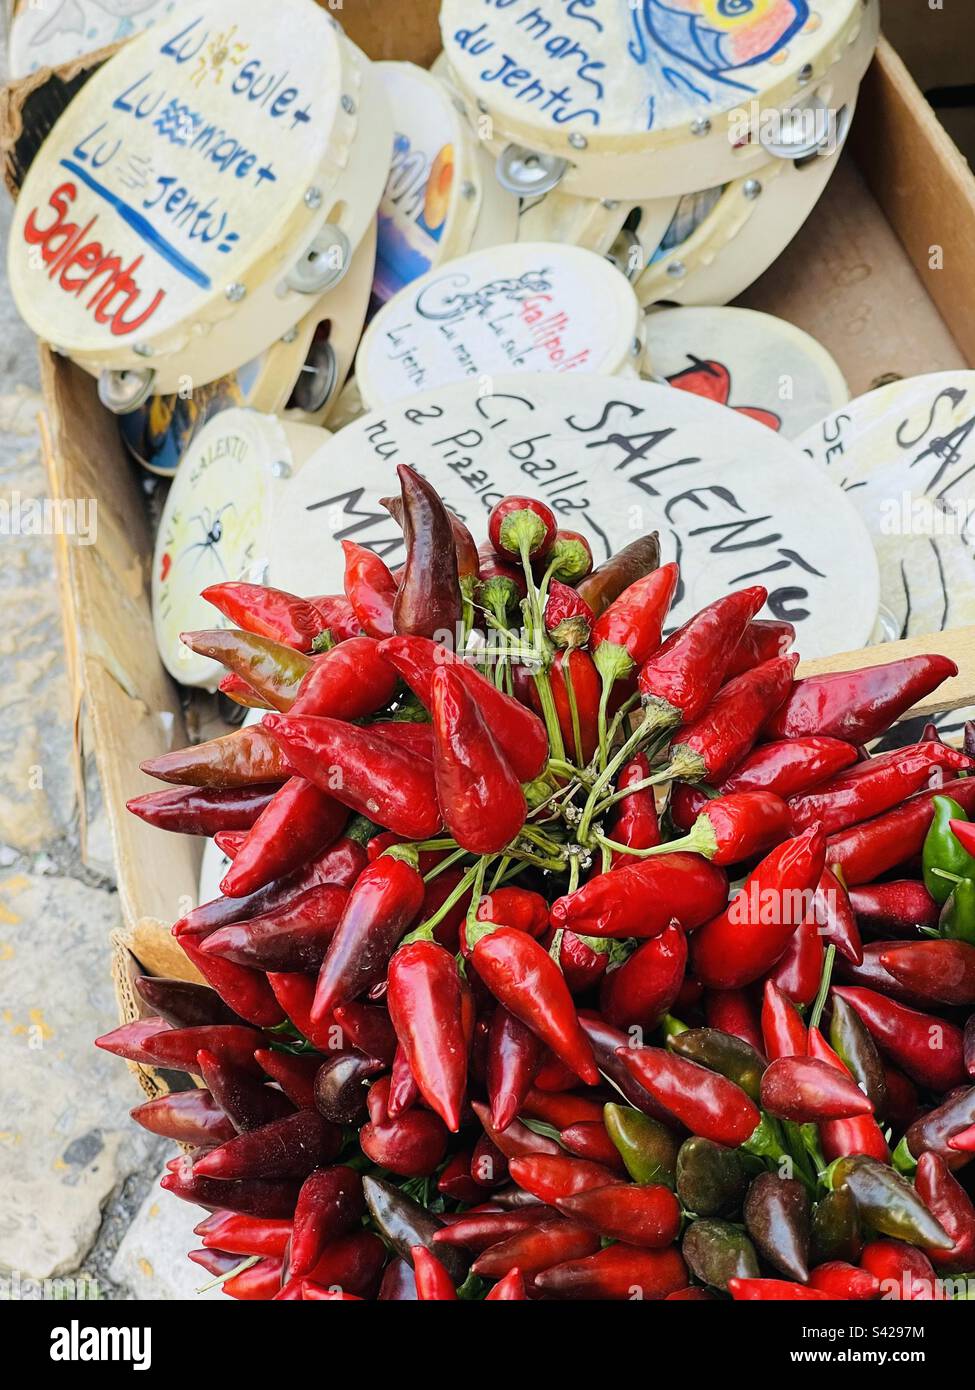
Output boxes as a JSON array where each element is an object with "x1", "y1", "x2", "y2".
[{"x1": 636, "y1": 0, "x2": 810, "y2": 79}]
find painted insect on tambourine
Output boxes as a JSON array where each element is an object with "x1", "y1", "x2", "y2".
[
  {"x1": 151, "y1": 408, "x2": 328, "y2": 688},
  {"x1": 440, "y1": 0, "x2": 878, "y2": 202},
  {"x1": 266, "y1": 372, "x2": 879, "y2": 661},
  {"x1": 356, "y1": 241, "x2": 647, "y2": 410},
  {"x1": 8, "y1": 0, "x2": 392, "y2": 411},
  {"x1": 372, "y1": 61, "x2": 519, "y2": 309}
]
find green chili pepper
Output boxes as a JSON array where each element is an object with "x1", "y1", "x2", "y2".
[
  {"x1": 810, "y1": 1186, "x2": 863, "y2": 1266},
  {"x1": 682, "y1": 1218, "x2": 760, "y2": 1292},
  {"x1": 603, "y1": 1103, "x2": 679, "y2": 1189},
  {"x1": 676, "y1": 1136, "x2": 748, "y2": 1217},
  {"x1": 827, "y1": 1156, "x2": 954, "y2": 1251},
  {"x1": 667, "y1": 1027, "x2": 766, "y2": 1102},
  {"x1": 829, "y1": 995, "x2": 888, "y2": 1113},
  {"x1": 923, "y1": 796, "x2": 975, "y2": 906},
  {"x1": 362, "y1": 1175, "x2": 469, "y2": 1284},
  {"x1": 940, "y1": 876, "x2": 975, "y2": 945}
]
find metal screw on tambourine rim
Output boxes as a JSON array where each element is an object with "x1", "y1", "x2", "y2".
[
  {"x1": 460, "y1": 180, "x2": 477, "y2": 201},
  {"x1": 133, "y1": 342, "x2": 153, "y2": 358},
  {"x1": 285, "y1": 224, "x2": 352, "y2": 295},
  {"x1": 567, "y1": 131, "x2": 588, "y2": 150},
  {"x1": 341, "y1": 94, "x2": 356, "y2": 116},
  {"x1": 225, "y1": 282, "x2": 247, "y2": 302},
  {"x1": 743, "y1": 178, "x2": 763, "y2": 200},
  {"x1": 690, "y1": 116, "x2": 711, "y2": 137},
  {"x1": 98, "y1": 366, "x2": 156, "y2": 415},
  {"x1": 304, "y1": 186, "x2": 323, "y2": 211},
  {"x1": 496, "y1": 144, "x2": 569, "y2": 196},
  {"x1": 271, "y1": 460, "x2": 292, "y2": 479},
  {"x1": 666, "y1": 261, "x2": 687, "y2": 279}
]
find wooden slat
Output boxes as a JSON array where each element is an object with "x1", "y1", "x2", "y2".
[{"x1": 798, "y1": 625, "x2": 975, "y2": 719}]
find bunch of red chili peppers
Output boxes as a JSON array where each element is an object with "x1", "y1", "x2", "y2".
[{"x1": 97, "y1": 466, "x2": 975, "y2": 1301}]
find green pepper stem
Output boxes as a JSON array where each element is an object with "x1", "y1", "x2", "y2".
[
  {"x1": 405, "y1": 860, "x2": 483, "y2": 942},
  {"x1": 808, "y1": 943, "x2": 836, "y2": 1033}
]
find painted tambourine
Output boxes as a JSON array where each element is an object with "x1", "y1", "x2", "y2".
[
  {"x1": 799, "y1": 372, "x2": 975, "y2": 647},
  {"x1": 7, "y1": 0, "x2": 179, "y2": 78},
  {"x1": 356, "y1": 242, "x2": 647, "y2": 411},
  {"x1": 372, "y1": 62, "x2": 520, "y2": 308},
  {"x1": 266, "y1": 373, "x2": 879, "y2": 659},
  {"x1": 152, "y1": 408, "x2": 327, "y2": 688},
  {"x1": 120, "y1": 222, "x2": 376, "y2": 473},
  {"x1": 440, "y1": 0, "x2": 878, "y2": 201},
  {"x1": 8, "y1": 0, "x2": 392, "y2": 409},
  {"x1": 646, "y1": 306, "x2": 848, "y2": 439}
]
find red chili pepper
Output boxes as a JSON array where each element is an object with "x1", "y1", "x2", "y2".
[
  {"x1": 760, "y1": 1054, "x2": 875, "y2": 1122},
  {"x1": 858, "y1": 1241, "x2": 941, "y2": 1301},
  {"x1": 332, "y1": 1003, "x2": 397, "y2": 1066},
  {"x1": 544, "y1": 579, "x2": 595, "y2": 649},
  {"x1": 341, "y1": 541, "x2": 397, "y2": 639},
  {"x1": 130, "y1": 1089, "x2": 236, "y2": 1146},
  {"x1": 668, "y1": 655, "x2": 798, "y2": 786},
  {"x1": 254, "y1": 1049, "x2": 320, "y2": 1110},
  {"x1": 848, "y1": 881, "x2": 940, "y2": 936},
  {"x1": 591, "y1": 561, "x2": 680, "y2": 685},
  {"x1": 607, "y1": 753, "x2": 660, "y2": 863},
  {"x1": 948, "y1": 1126, "x2": 975, "y2": 1154},
  {"x1": 392, "y1": 465, "x2": 462, "y2": 640},
  {"x1": 724, "y1": 618, "x2": 796, "y2": 678},
  {"x1": 531, "y1": 1053, "x2": 581, "y2": 1093},
  {"x1": 558, "y1": 1121, "x2": 626, "y2": 1171},
  {"x1": 359, "y1": 1076, "x2": 448, "y2": 1177},
  {"x1": 289, "y1": 1167, "x2": 365, "y2": 1280},
  {"x1": 489, "y1": 495, "x2": 557, "y2": 563},
  {"x1": 219, "y1": 671, "x2": 272, "y2": 709},
  {"x1": 200, "y1": 883, "x2": 349, "y2": 974},
  {"x1": 265, "y1": 972, "x2": 334, "y2": 1051},
  {"x1": 214, "y1": 830, "x2": 246, "y2": 858},
  {"x1": 178, "y1": 936, "x2": 285, "y2": 1030},
  {"x1": 599, "y1": 921, "x2": 687, "y2": 1031},
  {"x1": 202, "y1": 582, "x2": 324, "y2": 650},
  {"x1": 705, "y1": 989, "x2": 764, "y2": 1054},
  {"x1": 805, "y1": 1029, "x2": 890, "y2": 1163},
  {"x1": 127, "y1": 784, "x2": 277, "y2": 836},
  {"x1": 218, "y1": 777, "x2": 347, "y2": 899},
  {"x1": 471, "y1": 926, "x2": 599, "y2": 1084},
  {"x1": 385, "y1": 1044, "x2": 420, "y2": 1119},
  {"x1": 387, "y1": 940, "x2": 469, "y2": 1132},
  {"x1": 411, "y1": 1245, "x2": 458, "y2": 1300},
  {"x1": 813, "y1": 867, "x2": 863, "y2": 965},
  {"x1": 289, "y1": 635, "x2": 398, "y2": 720},
  {"x1": 484, "y1": 1268, "x2": 528, "y2": 1300},
  {"x1": 790, "y1": 743, "x2": 973, "y2": 837},
  {"x1": 140, "y1": 723, "x2": 293, "y2": 789},
  {"x1": 769, "y1": 914, "x2": 824, "y2": 1008},
  {"x1": 832, "y1": 985, "x2": 966, "y2": 1091},
  {"x1": 299, "y1": 1284, "x2": 362, "y2": 1301},
  {"x1": 539, "y1": 647, "x2": 602, "y2": 764},
  {"x1": 719, "y1": 737, "x2": 858, "y2": 799},
  {"x1": 533, "y1": 1243, "x2": 688, "y2": 1301},
  {"x1": 556, "y1": 1184, "x2": 680, "y2": 1249},
  {"x1": 637, "y1": 586, "x2": 767, "y2": 725},
  {"x1": 93, "y1": 1016, "x2": 172, "y2": 1065},
  {"x1": 808, "y1": 1261, "x2": 881, "y2": 1300},
  {"x1": 507, "y1": 1154, "x2": 621, "y2": 1205},
  {"x1": 429, "y1": 667, "x2": 526, "y2": 854},
  {"x1": 222, "y1": 1256, "x2": 284, "y2": 1301},
  {"x1": 195, "y1": 1212, "x2": 292, "y2": 1260},
  {"x1": 669, "y1": 790, "x2": 793, "y2": 866},
  {"x1": 915, "y1": 1151, "x2": 975, "y2": 1273},
  {"x1": 194, "y1": 1047, "x2": 294, "y2": 1133},
  {"x1": 378, "y1": 635, "x2": 548, "y2": 782},
  {"x1": 487, "y1": 1004, "x2": 542, "y2": 1131},
  {"x1": 161, "y1": 1154, "x2": 300, "y2": 1219},
  {"x1": 552, "y1": 853, "x2": 728, "y2": 940},
  {"x1": 761, "y1": 979, "x2": 807, "y2": 1060},
  {"x1": 616, "y1": 1046, "x2": 760, "y2": 1146},
  {"x1": 193, "y1": 1110, "x2": 341, "y2": 1181},
  {"x1": 436, "y1": 1151, "x2": 483, "y2": 1205},
  {"x1": 728, "y1": 1277, "x2": 829, "y2": 1302},
  {"x1": 382, "y1": 490, "x2": 478, "y2": 581},
  {"x1": 295, "y1": 1230, "x2": 387, "y2": 1300},
  {"x1": 433, "y1": 1209, "x2": 551, "y2": 1253},
  {"x1": 122, "y1": 1023, "x2": 260, "y2": 1075},
  {"x1": 471, "y1": 1221, "x2": 600, "y2": 1281},
  {"x1": 263, "y1": 716, "x2": 440, "y2": 840},
  {"x1": 764, "y1": 655, "x2": 958, "y2": 744},
  {"x1": 476, "y1": 887, "x2": 550, "y2": 938},
  {"x1": 307, "y1": 594, "x2": 361, "y2": 642},
  {"x1": 576, "y1": 534, "x2": 661, "y2": 617},
  {"x1": 312, "y1": 850, "x2": 425, "y2": 1022},
  {"x1": 522, "y1": 1089, "x2": 604, "y2": 1129},
  {"x1": 949, "y1": 818, "x2": 975, "y2": 857},
  {"x1": 879, "y1": 940, "x2": 975, "y2": 1006},
  {"x1": 692, "y1": 826, "x2": 826, "y2": 990},
  {"x1": 546, "y1": 530, "x2": 593, "y2": 582},
  {"x1": 366, "y1": 722, "x2": 435, "y2": 761},
  {"x1": 555, "y1": 930, "x2": 610, "y2": 993}
]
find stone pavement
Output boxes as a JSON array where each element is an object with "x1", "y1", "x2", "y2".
[{"x1": 0, "y1": 63, "x2": 203, "y2": 1301}]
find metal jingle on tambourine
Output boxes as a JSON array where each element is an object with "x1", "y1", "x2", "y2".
[
  {"x1": 288, "y1": 337, "x2": 339, "y2": 416},
  {"x1": 98, "y1": 367, "x2": 156, "y2": 416},
  {"x1": 496, "y1": 144, "x2": 568, "y2": 197},
  {"x1": 286, "y1": 225, "x2": 354, "y2": 296},
  {"x1": 760, "y1": 94, "x2": 853, "y2": 162}
]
